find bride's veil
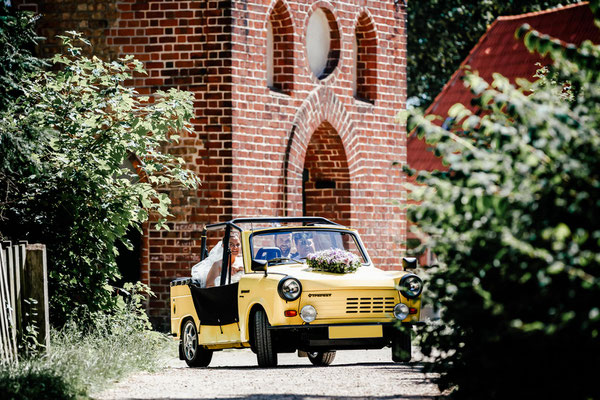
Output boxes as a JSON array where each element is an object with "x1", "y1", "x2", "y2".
[{"x1": 191, "y1": 240, "x2": 223, "y2": 287}]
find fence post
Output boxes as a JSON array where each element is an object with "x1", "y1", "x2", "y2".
[
  {"x1": 23, "y1": 244, "x2": 50, "y2": 349},
  {"x1": 0, "y1": 242, "x2": 17, "y2": 364},
  {"x1": 9, "y1": 243, "x2": 22, "y2": 343},
  {"x1": 0, "y1": 244, "x2": 8, "y2": 363},
  {"x1": 16, "y1": 242, "x2": 26, "y2": 342}
]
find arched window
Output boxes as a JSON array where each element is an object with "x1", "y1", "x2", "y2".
[
  {"x1": 267, "y1": 1, "x2": 294, "y2": 93},
  {"x1": 355, "y1": 12, "x2": 377, "y2": 103}
]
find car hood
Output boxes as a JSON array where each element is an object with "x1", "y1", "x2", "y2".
[{"x1": 266, "y1": 264, "x2": 407, "y2": 290}]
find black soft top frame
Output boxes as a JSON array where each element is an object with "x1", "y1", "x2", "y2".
[
  {"x1": 204, "y1": 217, "x2": 340, "y2": 232},
  {"x1": 199, "y1": 217, "x2": 342, "y2": 286}
]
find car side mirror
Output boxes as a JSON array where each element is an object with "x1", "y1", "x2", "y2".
[
  {"x1": 251, "y1": 259, "x2": 268, "y2": 273},
  {"x1": 402, "y1": 257, "x2": 418, "y2": 270}
]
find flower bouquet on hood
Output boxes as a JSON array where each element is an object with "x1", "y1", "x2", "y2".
[{"x1": 306, "y1": 248, "x2": 361, "y2": 273}]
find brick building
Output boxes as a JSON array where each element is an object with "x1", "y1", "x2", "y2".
[{"x1": 15, "y1": 0, "x2": 408, "y2": 326}]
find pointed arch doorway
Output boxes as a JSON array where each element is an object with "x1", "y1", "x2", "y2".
[{"x1": 302, "y1": 121, "x2": 351, "y2": 226}]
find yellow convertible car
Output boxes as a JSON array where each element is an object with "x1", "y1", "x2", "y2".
[{"x1": 170, "y1": 217, "x2": 423, "y2": 367}]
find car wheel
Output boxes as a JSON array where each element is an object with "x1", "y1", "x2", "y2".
[
  {"x1": 391, "y1": 330, "x2": 411, "y2": 363},
  {"x1": 182, "y1": 319, "x2": 213, "y2": 367},
  {"x1": 307, "y1": 351, "x2": 336, "y2": 366},
  {"x1": 254, "y1": 309, "x2": 278, "y2": 367}
]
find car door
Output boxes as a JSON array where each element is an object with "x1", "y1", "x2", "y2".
[{"x1": 189, "y1": 282, "x2": 242, "y2": 346}]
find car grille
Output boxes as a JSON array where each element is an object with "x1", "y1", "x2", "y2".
[
  {"x1": 301, "y1": 290, "x2": 398, "y2": 319},
  {"x1": 345, "y1": 297, "x2": 395, "y2": 314}
]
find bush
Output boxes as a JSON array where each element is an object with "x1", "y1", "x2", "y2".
[
  {"x1": 0, "y1": 32, "x2": 200, "y2": 325},
  {"x1": 0, "y1": 366, "x2": 84, "y2": 400},
  {"x1": 0, "y1": 283, "x2": 174, "y2": 399},
  {"x1": 404, "y1": 3, "x2": 600, "y2": 399}
]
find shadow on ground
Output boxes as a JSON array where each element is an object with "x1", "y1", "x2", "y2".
[{"x1": 117, "y1": 395, "x2": 447, "y2": 400}]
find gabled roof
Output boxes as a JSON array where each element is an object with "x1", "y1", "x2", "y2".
[{"x1": 408, "y1": 2, "x2": 600, "y2": 172}]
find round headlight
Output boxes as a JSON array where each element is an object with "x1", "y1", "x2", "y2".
[
  {"x1": 399, "y1": 274, "x2": 423, "y2": 299},
  {"x1": 278, "y1": 277, "x2": 302, "y2": 301},
  {"x1": 394, "y1": 303, "x2": 410, "y2": 320},
  {"x1": 300, "y1": 305, "x2": 317, "y2": 323}
]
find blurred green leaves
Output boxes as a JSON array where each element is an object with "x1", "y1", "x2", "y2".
[{"x1": 404, "y1": 4, "x2": 600, "y2": 399}]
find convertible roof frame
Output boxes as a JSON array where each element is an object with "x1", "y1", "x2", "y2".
[
  {"x1": 199, "y1": 217, "x2": 343, "y2": 285},
  {"x1": 205, "y1": 217, "x2": 340, "y2": 232}
]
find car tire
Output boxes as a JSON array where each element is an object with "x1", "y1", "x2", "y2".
[
  {"x1": 391, "y1": 330, "x2": 411, "y2": 363},
  {"x1": 307, "y1": 351, "x2": 336, "y2": 366},
  {"x1": 182, "y1": 319, "x2": 213, "y2": 367},
  {"x1": 254, "y1": 309, "x2": 278, "y2": 367}
]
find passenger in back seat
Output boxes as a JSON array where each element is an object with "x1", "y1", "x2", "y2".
[{"x1": 205, "y1": 232, "x2": 244, "y2": 287}]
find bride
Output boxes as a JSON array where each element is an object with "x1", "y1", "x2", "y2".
[{"x1": 191, "y1": 232, "x2": 244, "y2": 287}]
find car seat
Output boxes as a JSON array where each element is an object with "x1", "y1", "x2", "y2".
[{"x1": 255, "y1": 247, "x2": 282, "y2": 261}]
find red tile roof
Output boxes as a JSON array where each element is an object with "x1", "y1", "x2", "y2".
[{"x1": 408, "y1": 2, "x2": 600, "y2": 172}]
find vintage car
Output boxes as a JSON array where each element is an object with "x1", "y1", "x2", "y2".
[{"x1": 170, "y1": 217, "x2": 423, "y2": 367}]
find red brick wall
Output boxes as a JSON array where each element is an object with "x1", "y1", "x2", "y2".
[
  {"x1": 18, "y1": 0, "x2": 407, "y2": 327},
  {"x1": 232, "y1": 0, "x2": 407, "y2": 270},
  {"x1": 106, "y1": 0, "x2": 236, "y2": 319},
  {"x1": 15, "y1": 0, "x2": 119, "y2": 60}
]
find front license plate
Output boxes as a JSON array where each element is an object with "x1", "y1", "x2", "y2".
[{"x1": 328, "y1": 325, "x2": 383, "y2": 339}]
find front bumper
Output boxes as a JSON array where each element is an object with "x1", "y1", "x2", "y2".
[{"x1": 268, "y1": 322, "x2": 421, "y2": 352}]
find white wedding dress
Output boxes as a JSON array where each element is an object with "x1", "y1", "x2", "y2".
[{"x1": 191, "y1": 241, "x2": 243, "y2": 287}]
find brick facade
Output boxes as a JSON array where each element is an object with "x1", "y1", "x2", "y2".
[{"x1": 17, "y1": 0, "x2": 407, "y2": 328}]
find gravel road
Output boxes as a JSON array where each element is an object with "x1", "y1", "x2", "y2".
[{"x1": 93, "y1": 348, "x2": 442, "y2": 400}]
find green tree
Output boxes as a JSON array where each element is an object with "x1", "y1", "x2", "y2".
[
  {"x1": 404, "y1": 2, "x2": 600, "y2": 398},
  {"x1": 0, "y1": 5, "x2": 45, "y2": 108},
  {"x1": 407, "y1": 0, "x2": 579, "y2": 108},
  {"x1": 0, "y1": 33, "x2": 200, "y2": 325}
]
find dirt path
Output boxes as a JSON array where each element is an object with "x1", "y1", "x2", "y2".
[{"x1": 93, "y1": 348, "x2": 442, "y2": 400}]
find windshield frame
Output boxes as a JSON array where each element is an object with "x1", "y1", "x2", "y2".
[{"x1": 248, "y1": 227, "x2": 372, "y2": 267}]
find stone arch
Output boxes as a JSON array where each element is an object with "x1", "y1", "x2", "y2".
[
  {"x1": 354, "y1": 10, "x2": 378, "y2": 103},
  {"x1": 266, "y1": 0, "x2": 295, "y2": 93},
  {"x1": 282, "y1": 87, "x2": 356, "y2": 220},
  {"x1": 302, "y1": 121, "x2": 351, "y2": 226}
]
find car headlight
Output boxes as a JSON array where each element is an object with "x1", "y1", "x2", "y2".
[
  {"x1": 399, "y1": 274, "x2": 423, "y2": 298},
  {"x1": 394, "y1": 303, "x2": 410, "y2": 320},
  {"x1": 277, "y1": 277, "x2": 302, "y2": 301},
  {"x1": 300, "y1": 305, "x2": 317, "y2": 323}
]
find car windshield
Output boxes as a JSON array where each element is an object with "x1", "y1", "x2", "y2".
[{"x1": 250, "y1": 229, "x2": 368, "y2": 265}]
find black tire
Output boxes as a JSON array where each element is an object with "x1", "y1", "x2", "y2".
[
  {"x1": 391, "y1": 330, "x2": 412, "y2": 363},
  {"x1": 307, "y1": 351, "x2": 336, "y2": 366},
  {"x1": 254, "y1": 309, "x2": 277, "y2": 367},
  {"x1": 182, "y1": 319, "x2": 213, "y2": 367}
]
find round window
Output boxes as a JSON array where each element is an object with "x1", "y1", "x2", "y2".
[{"x1": 306, "y1": 8, "x2": 340, "y2": 80}]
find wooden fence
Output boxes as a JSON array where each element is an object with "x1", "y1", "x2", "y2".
[{"x1": 0, "y1": 242, "x2": 49, "y2": 364}]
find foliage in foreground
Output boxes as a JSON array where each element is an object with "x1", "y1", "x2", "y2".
[
  {"x1": 0, "y1": 283, "x2": 174, "y2": 400},
  {"x1": 0, "y1": 30, "x2": 200, "y2": 325},
  {"x1": 407, "y1": 0, "x2": 579, "y2": 108},
  {"x1": 404, "y1": 3, "x2": 600, "y2": 399}
]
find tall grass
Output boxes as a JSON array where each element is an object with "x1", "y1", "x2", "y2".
[{"x1": 0, "y1": 283, "x2": 176, "y2": 400}]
